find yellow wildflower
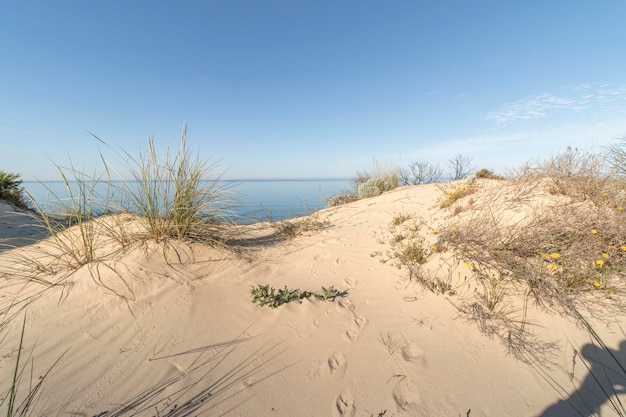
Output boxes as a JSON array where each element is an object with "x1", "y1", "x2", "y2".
[
  {"x1": 621, "y1": 246, "x2": 626, "y2": 252},
  {"x1": 431, "y1": 229, "x2": 438, "y2": 234},
  {"x1": 450, "y1": 226, "x2": 457, "y2": 232},
  {"x1": 602, "y1": 192, "x2": 609, "y2": 197},
  {"x1": 550, "y1": 253, "x2": 560, "y2": 259},
  {"x1": 444, "y1": 193, "x2": 452, "y2": 199},
  {"x1": 602, "y1": 253, "x2": 609, "y2": 259},
  {"x1": 593, "y1": 281, "x2": 601, "y2": 288},
  {"x1": 430, "y1": 245, "x2": 438, "y2": 250},
  {"x1": 591, "y1": 229, "x2": 598, "y2": 235},
  {"x1": 548, "y1": 264, "x2": 558, "y2": 271},
  {"x1": 465, "y1": 262, "x2": 473, "y2": 269},
  {"x1": 596, "y1": 259, "x2": 605, "y2": 266},
  {"x1": 618, "y1": 207, "x2": 624, "y2": 212}
]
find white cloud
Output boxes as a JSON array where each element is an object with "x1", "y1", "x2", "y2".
[
  {"x1": 485, "y1": 84, "x2": 626, "y2": 123},
  {"x1": 485, "y1": 94, "x2": 576, "y2": 123}
]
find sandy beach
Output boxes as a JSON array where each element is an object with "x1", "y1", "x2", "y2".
[{"x1": 0, "y1": 179, "x2": 624, "y2": 417}]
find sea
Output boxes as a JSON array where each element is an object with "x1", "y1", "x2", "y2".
[{"x1": 22, "y1": 179, "x2": 353, "y2": 223}]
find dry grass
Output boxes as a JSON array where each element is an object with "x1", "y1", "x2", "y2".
[{"x1": 379, "y1": 148, "x2": 626, "y2": 368}]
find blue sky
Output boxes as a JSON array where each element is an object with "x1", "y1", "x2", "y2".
[{"x1": 2, "y1": 1, "x2": 626, "y2": 181}]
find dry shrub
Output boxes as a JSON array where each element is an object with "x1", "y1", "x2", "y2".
[
  {"x1": 270, "y1": 213, "x2": 329, "y2": 241},
  {"x1": 438, "y1": 180, "x2": 479, "y2": 209}
]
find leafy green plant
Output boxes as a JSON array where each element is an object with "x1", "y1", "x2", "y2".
[{"x1": 250, "y1": 284, "x2": 339, "y2": 308}]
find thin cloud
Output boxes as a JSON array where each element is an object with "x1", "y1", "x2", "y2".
[
  {"x1": 485, "y1": 94, "x2": 576, "y2": 123},
  {"x1": 485, "y1": 84, "x2": 626, "y2": 123}
]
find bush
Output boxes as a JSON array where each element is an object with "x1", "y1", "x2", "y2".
[
  {"x1": 0, "y1": 171, "x2": 27, "y2": 208},
  {"x1": 358, "y1": 177, "x2": 385, "y2": 199},
  {"x1": 475, "y1": 168, "x2": 504, "y2": 180},
  {"x1": 326, "y1": 193, "x2": 357, "y2": 207}
]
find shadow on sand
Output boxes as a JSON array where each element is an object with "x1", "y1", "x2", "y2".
[
  {"x1": 87, "y1": 335, "x2": 290, "y2": 417},
  {"x1": 537, "y1": 341, "x2": 626, "y2": 417}
]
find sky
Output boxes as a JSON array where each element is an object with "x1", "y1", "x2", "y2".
[{"x1": 2, "y1": 1, "x2": 626, "y2": 181}]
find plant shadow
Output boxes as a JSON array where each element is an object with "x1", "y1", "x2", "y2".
[
  {"x1": 85, "y1": 335, "x2": 289, "y2": 417},
  {"x1": 537, "y1": 340, "x2": 626, "y2": 417}
]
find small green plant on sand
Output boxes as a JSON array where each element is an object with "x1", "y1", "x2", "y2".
[{"x1": 250, "y1": 284, "x2": 339, "y2": 308}]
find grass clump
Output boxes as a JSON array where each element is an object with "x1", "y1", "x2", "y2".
[
  {"x1": 270, "y1": 214, "x2": 329, "y2": 240},
  {"x1": 122, "y1": 124, "x2": 235, "y2": 245},
  {"x1": 250, "y1": 284, "x2": 339, "y2": 308},
  {"x1": 475, "y1": 168, "x2": 504, "y2": 180}
]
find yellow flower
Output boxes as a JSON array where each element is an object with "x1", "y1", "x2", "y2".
[
  {"x1": 450, "y1": 226, "x2": 457, "y2": 232},
  {"x1": 465, "y1": 262, "x2": 473, "y2": 269},
  {"x1": 430, "y1": 245, "x2": 438, "y2": 250},
  {"x1": 444, "y1": 193, "x2": 452, "y2": 199},
  {"x1": 602, "y1": 253, "x2": 609, "y2": 259},
  {"x1": 621, "y1": 246, "x2": 626, "y2": 252},
  {"x1": 618, "y1": 207, "x2": 624, "y2": 212},
  {"x1": 550, "y1": 253, "x2": 560, "y2": 259},
  {"x1": 431, "y1": 229, "x2": 438, "y2": 234},
  {"x1": 593, "y1": 281, "x2": 601, "y2": 288},
  {"x1": 591, "y1": 229, "x2": 598, "y2": 235},
  {"x1": 539, "y1": 252, "x2": 549, "y2": 258},
  {"x1": 602, "y1": 192, "x2": 609, "y2": 197},
  {"x1": 548, "y1": 264, "x2": 558, "y2": 271},
  {"x1": 596, "y1": 259, "x2": 605, "y2": 266}
]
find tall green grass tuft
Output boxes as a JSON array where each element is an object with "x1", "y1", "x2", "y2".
[{"x1": 122, "y1": 124, "x2": 235, "y2": 245}]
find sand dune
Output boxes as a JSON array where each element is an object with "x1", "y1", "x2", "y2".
[{"x1": 0, "y1": 181, "x2": 624, "y2": 417}]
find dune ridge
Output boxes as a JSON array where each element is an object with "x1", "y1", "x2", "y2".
[{"x1": 0, "y1": 179, "x2": 625, "y2": 417}]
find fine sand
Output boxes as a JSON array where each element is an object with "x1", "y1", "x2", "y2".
[{"x1": 0, "y1": 181, "x2": 624, "y2": 417}]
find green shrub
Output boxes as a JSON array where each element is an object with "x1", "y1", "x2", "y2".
[
  {"x1": 326, "y1": 193, "x2": 357, "y2": 207},
  {"x1": 358, "y1": 177, "x2": 385, "y2": 199},
  {"x1": 0, "y1": 171, "x2": 27, "y2": 208}
]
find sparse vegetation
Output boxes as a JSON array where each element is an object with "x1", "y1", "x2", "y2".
[{"x1": 270, "y1": 213, "x2": 329, "y2": 240}]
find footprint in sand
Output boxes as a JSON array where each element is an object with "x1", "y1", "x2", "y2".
[
  {"x1": 401, "y1": 342, "x2": 424, "y2": 362},
  {"x1": 335, "y1": 391, "x2": 356, "y2": 417},
  {"x1": 327, "y1": 351, "x2": 347, "y2": 376},
  {"x1": 343, "y1": 276, "x2": 357, "y2": 287},
  {"x1": 343, "y1": 312, "x2": 368, "y2": 342},
  {"x1": 392, "y1": 378, "x2": 421, "y2": 412}
]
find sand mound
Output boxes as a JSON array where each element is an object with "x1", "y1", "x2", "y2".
[{"x1": 0, "y1": 180, "x2": 624, "y2": 417}]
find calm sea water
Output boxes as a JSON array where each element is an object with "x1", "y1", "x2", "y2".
[{"x1": 22, "y1": 179, "x2": 352, "y2": 223}]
